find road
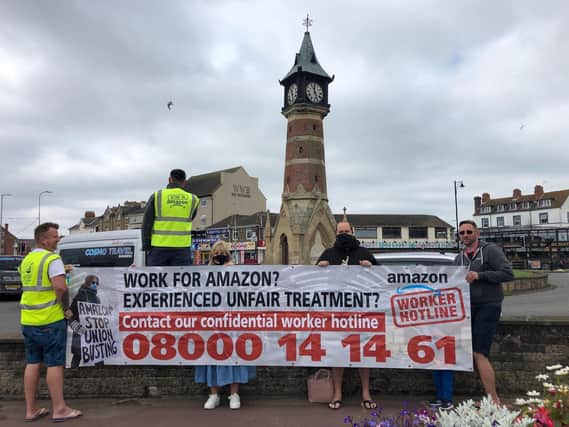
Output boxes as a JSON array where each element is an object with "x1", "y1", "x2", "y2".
[
  {"x1": 0, "y1": 294, "x2": 20, "y2": 338},
  {"x1": 1, "y1": 273, "x2": 568, "y2": 337},
  {"x1": 501, "y1": 272, "x2": 569, "y2": 320}
]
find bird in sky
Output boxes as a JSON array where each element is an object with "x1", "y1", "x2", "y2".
[{"x1": 167, "y1": 101, "x2": 173, "y2": 111}]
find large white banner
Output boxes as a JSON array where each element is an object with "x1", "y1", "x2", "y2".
[{"x1": 65, "y1": 265, "x2": 472, "y2": 371}]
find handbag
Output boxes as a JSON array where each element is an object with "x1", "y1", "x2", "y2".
[{"x1": 307, "y1": 369, "x2": 333, "y2": 403}]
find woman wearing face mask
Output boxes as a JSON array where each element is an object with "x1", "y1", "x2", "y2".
[
  {"x1": 317, "y1": 221, "x2": 378, "y2": 410},
  {"x1": 194, "y1": 240, "x2": 256, "y2": 410},
  {"x1": 68, "y1": 275, "x2": 101, "y2": 368}
]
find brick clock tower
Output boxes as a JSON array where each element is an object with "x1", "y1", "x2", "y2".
[{"x1": 265, "y1": 24, "x2": 337, "y2": 265}]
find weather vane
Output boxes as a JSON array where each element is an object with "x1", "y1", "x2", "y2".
[{"x1": 303, "y1": 13, "x2": 313, "y2": 32}]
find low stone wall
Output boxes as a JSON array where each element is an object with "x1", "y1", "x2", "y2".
[
  {"x1": 502, "y1": 274, "x2": 549, "y2": 294},
  {"x1": 1, "y1": 320, "x2": 568, "y2": 400}
]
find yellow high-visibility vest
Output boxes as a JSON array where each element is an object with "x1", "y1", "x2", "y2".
[
  {"x1": 151, "y1": 188, "x2": 199, "y2": 248},
  {"x1": 19, "y1": 250, "x2": 64, "y2": 326}
]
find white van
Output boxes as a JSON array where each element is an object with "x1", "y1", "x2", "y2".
[{"x1": 58, "y1": 229, "x2": 145, "y2": 268}]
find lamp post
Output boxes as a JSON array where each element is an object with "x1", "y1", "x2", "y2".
[
  {"x1": 38, "y1": 190, "x2": 53, "y2": 225},
  {"x1": 454, "y1": 180, "x2": 465, "y2": 246},
  {"x1": 0, "y1": 193, "x2": 12, "y2": 255}
]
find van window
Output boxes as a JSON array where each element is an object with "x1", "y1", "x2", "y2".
[
  {"x1": 0, "y1": 256, "x2": 23, "y2": 270},
  {"x1": 60, "y1": 245, "x2": 135, "y2": 267}
]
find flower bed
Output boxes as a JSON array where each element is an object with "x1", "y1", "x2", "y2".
[
  {"x1": 343, "y1": 397, "x2": 533, "y2": 427},
  {"x1": 515, "y1": 364, "x2": 569, "y2": 427}
]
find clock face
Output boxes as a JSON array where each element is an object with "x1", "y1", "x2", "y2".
[
  {"x1": 306, "y1": 82, "x2": 323, "y2": 103},
  {"x1": 287, "y1": 83, "x2": 298, "y2": 105}
]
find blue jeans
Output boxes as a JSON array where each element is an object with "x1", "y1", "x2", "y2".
[
  {"x1": 147, "y1": 247, "x2": 192, "y2": 266},
  {"x1": 432, "y1": 370, "x2": 454, "y2": 402},
  {"x1": 21, "y1": 319, "x2": 67, "y2": 367}
]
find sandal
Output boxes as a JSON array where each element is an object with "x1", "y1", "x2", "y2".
[
  {"x1": 24, "y1": 408, "x2": 50, "y2": 422},
  {"x1": 52, "y1": 409, "x2": 82, "y2": 423},
  {"x1": 361, "y1": 400, "x2": 377, "y2": 410},
  {"x1": 328, "y1": 400, "x2": 342, "y2": 410}
]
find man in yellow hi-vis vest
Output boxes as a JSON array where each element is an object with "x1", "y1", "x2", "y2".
[
  {"x1": 20, "y1": 223, "x2": 82, "y2": 422},
  {"x1": 141, "y1": 169, "x2": 199, "y2": 266}
]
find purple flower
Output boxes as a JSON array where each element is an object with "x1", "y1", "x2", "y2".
[{"x1": 343, "y1": 416, "x2": 353, "y2": 424}]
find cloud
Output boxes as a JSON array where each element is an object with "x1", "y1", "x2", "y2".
[{"x1": 1, "y1": 0, "x2": 568, "y2": 238}]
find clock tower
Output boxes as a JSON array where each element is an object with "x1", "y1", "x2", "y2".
[{"x1": 265, "y1": 23, "x2": 337, "y2": 265}]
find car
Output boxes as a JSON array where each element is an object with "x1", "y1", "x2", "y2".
[
  {"x1": 0, "y1": 255, "x2": 24, "y2": 296},
  {"x1": 373, "y1": 251, "x2": 456, "y2": 266}
]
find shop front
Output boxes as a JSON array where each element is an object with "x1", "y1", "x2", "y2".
[
  {"x1": 230, "y1": 241, "x2": 257, "y2": 265},
  {"x1": 191, "y1": 227, "x2": 230, "y2": 265}
]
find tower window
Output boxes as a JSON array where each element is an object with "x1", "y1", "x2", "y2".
[
  {"x1": 313, "y1": 124, "x2": 317, "y2": 131},
  {"x1": 314, "y1": 175, "x2": 318, "y2": 182},
  {"x1": 299, "y1": 146, "x2": 303, "y2": 153}
]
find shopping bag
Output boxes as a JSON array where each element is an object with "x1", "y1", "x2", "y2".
[{"x1": 307, "y1": 369, "x2": 333, "y2": 403}]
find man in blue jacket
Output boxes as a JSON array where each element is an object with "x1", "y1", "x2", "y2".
[
  {"x1": 432, "y1": 220, "x2": 513, "y2": 409},
  {"x1": 457, "y1": 219, "x2": 513, "y2": 405}
]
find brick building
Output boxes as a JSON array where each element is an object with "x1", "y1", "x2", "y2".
[
  {"x1": 0, "y1": 224, "x2": 18, "y2": 255},
  {"x1": 68, "y1": 201, "x2": 146, "y2": 234}
]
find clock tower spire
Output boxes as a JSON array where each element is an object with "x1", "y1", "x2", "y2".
[
  {"x1": 280, "y1": 19, "x2": 334, "y2": 199},
  {"x1": 266, "y1": 21, "x2": 336, "y2": 265}
]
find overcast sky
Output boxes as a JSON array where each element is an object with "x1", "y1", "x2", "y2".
[{"x1": 1, "y1": 1, "x2": 568, "y2": 239}]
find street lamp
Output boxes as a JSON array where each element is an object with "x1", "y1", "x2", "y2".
[
  {"x1": 0, "y1": 193, "x2": 13, "y2": 255},
  {"x1": 454, "y1": 180, "x2": 465, "y2": 246},
  {"x1": 38, "y1": 190, "x2": 53, "y2": 225}
]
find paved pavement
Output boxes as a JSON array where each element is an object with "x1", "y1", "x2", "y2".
[{"x1": 0, "y1": 396, "x2": 438, "y2": 427}]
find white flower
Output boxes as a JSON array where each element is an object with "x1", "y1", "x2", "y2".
[
  {"x1": 543, "y1": 382, "x2": 555, "y2": 388},
  {"x1": 546, "y1": 364, "x2": 563, "y2": 371},
  {"x1": 417, "y1": 414, "x2": 430, "y2": 423},
  {"x1": 526, "y1": 390, "x2": 540, "y2": 397},
  {"x1": 535, "y1": 374, "x2": 549, "y2": 380},
  {"x1": 514, "y1": 398, "x2": 528, "y2": 405},
  {"x1": 437, "y1": 396, "x2": 534, "y2": 427},
  {"x1": 554, "y1": 368, "x2": 569, "y2": 376},
  {"x1": 528, "y1": 398, "x2": 544, "y2": 404}
]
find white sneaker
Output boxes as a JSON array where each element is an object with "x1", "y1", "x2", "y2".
[
  {"x1": 228, "y1": 393, "x2": 241, "y2": 409},
  {"x1": 204, "y1": 394, "x2": 220, "y2": 410}
]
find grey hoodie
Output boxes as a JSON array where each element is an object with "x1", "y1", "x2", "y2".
[{"x1": 455, "y1": 240, "x2": 514, "y2": 305}]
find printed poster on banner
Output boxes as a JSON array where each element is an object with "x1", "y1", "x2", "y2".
[
  {"x1": 65, "y1": 272, "x2": 118, "y2": 368},
  {"x1": 65, "y1": 265, "x2": 472, "y2": 371}
]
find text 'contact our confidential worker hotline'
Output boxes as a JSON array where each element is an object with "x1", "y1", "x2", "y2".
[{"x1": 118, "y1": 311, "x2": 386, "y2": 332}]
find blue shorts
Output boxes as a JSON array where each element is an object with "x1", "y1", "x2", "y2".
[
  {"x1": 21, "y1": 319, "x2": 67, "y2": 367},
  {"x1": 471, "y1": 303, "x2": 501, "y2": 357}
]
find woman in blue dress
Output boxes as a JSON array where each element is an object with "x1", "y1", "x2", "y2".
[{"x1": 195, "y1": 240, "x2": 256, "y2": 410}]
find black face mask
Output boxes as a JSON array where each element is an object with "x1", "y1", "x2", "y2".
[
  {"x1": 335, "y1": 233, "x2": 354, "y2": 248},
  {"x1": 212, "y1": 254, "x2": 229, "y2": 265}
]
